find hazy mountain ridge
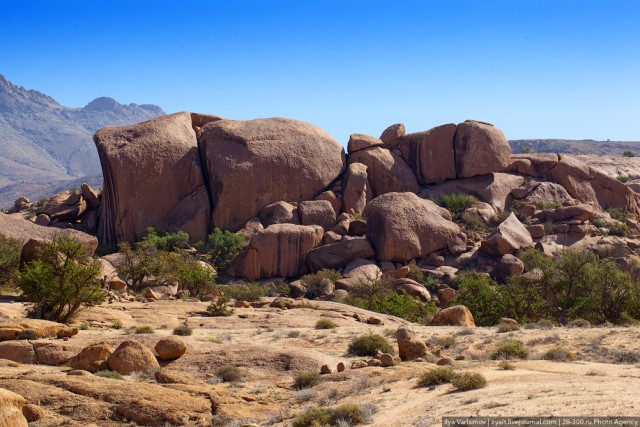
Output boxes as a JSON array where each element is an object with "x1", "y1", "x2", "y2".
[
  {"x1": 509, "y1": 139, "x2": 640, "y2": 156},
  {"x1": 0, "y1": 74, "x2": 165, "y2": 207}
]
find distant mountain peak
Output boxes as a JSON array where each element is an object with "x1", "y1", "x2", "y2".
[{"x1": 84, "y1": 96, "x2": 121, "y2": 112}]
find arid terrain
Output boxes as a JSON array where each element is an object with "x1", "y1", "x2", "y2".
[{"x1": 2, "y1": 298, "x2": 640, "y2": 427}]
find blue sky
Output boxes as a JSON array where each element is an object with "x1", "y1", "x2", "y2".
[{"x1": 2, "y1": 0, "x2": 639, "y2": 143}]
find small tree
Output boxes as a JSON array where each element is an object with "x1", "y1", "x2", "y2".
[
  {"x1": 170, "y1": 254, "x2": 217, "y2": 298},
  {"x1": 195, "y1": 228, "x2": 244, "y2": 271},
  {"x1": 300, "y1": 269, "x2": 342, "y2": 299},
  {"x1": 117, "y1": 240, "x2": 165, "y2": 290},
  {"x1": 18, "y1": 237, "x2": 105, "y2": 323},
  {"x1": 623, "y1": 150, "x2": 635, "y2": 158},
  {"x1": 0, "y1": 233, "x2": 21, "y2": 286}
]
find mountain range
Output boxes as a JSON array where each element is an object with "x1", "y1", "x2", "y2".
[{"x1": 0, "y1": 75, "x2": 164, "y2": 207}]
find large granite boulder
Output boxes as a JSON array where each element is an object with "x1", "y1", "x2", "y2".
[
  {"x1": 399, "y1": 124, "x2": 457, "y2": 184},
  {"x1": 379, "y1": 123, "x2": 406, "y2": 150},
  {"x1": 0, "y1": 388, "x2": 28, "y2": 427},
  {"x1": 341, "y1": 163, "x2": 372, "y2": 215},
  {"x1": 201, "y1": 118, "x2": 345, "y2": 231},
  {"x1": 481, "y1": 213, "x2": 534, "y2": 256},
  {"x1": 227, "y1": 224, "x2": 323, "y2": 280},
  {"x1": 454, "y1": 120, "x2": 512, "y2": 178},
  {"x1": 349, "y1": 147, "x2": 419, "y2": 197},
  {"x1": 365, "y1": 192, "x2": 467, "y2": 262},
  {"x1": 95, "y1": 112, "x2": 213, "y2": 245}
]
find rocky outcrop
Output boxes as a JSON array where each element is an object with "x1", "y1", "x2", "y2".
[
  {"x1": 95, "y1": 112, "x2": 212, "y2": 245},
  {"x1": 430, "y1": 305, "x2": 476, "y2": 327},
  {"x1": 0, "y1": 388, "x2": 28, "y2": 427},
  {"x1": 106, "y1": 340, "x2": 160, "y2": 375},
  {"x1": 68, "y1": 342, "x2": 113, "y2": 372},
  {"x1": 155, "y1": 337, "x2": 187, "y2": 361},
  {"x1": 396, "y1": 327, "x2": 427, "y2": 361},
  {"x1": 307, "y1": 238, "x2": 375, "y2": 271},
  {"x1": 349, "y1": 147, "x2": 419, "y2": 197},
  {"x1": 227, "y1": 224, "x2": 323, "y2": 280},
  {"x1": 347, "y1": 134, "x2": 384, "y2": 153},
  {"x1": 201, "y1": 118, "x2": 345, "y2": 231},
  {"x1": 341, "y1": 163, "x2": 372, "y2": 215},
  {"x1": 365, "y1": 192, "x2": 467, "y2": 262}
]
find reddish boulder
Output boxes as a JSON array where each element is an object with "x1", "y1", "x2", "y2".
[
  {"x1": 347, "y1": 133, "x2": 384, "y2": 153},
  {"x1": 342, "y1": 162, "x2": 372, "y2": 215},
  {"x1": 399, "y1": 124, "x2": 457, "y2": 184},
  {"x1": 307, "y1": 237, "x2": 375, "y2": 271},
  {"x1": 430, "y1": 305, "x2": 476, "y2": 327},
  {"x1": 299, "y1": 200, "x2": 336, "y2": 231},
  {"x1": 259, "y1": 201, "x2": 300, "y2": 226},
  {"x1": 481, "y1": 213, "x2": 534, "y2": 256},
  {"x1": 349, "y1": 147, "x2": 419, "y2": 197},
  {"x1": 379, "y1": 123, "x2": 406, "y2": 150}
]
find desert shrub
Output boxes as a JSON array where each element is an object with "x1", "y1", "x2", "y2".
[
  {"x1": 497, "y1": 323, "x2": 520, "y2": 333},
  {"x1": 543, "y1": 220, "x2": 555, "y2": 235},
  {"x1": 451, "y1": 372, "x2": 487, "y2": 391},
  {"x1": 416, "y1": 367, "x2": 456, "y2": 387},
  {"x1": 18, "y1": 236, "x2": 104, "y2": 323},
  {"x1": 220, "y1": 281, "x2": 289, "y2": 302},
  {"x1": 94, "y1": 370, "x2": 124, "y2": 380},
  {"x1": 301, "y1": 269, "x2": 342, "y2": 299},
  {"x1": 195, "y1": 228, "x2": 244, "y2": 271},
  {"x1": 287, "y1": 330, "x2": 301, "y2": 338},
  {"x1": 450, "y1": 273, "x2": 503, "y2": 326},
  {"x1": 543, "y1": 346, "x2": 577, "y2": 362},
  {"x1": 612, "y1": 350, "x2": 640, "y2": 364},
  {"x1": 215, "y1": 365, "x2": 242, "y2": 382},
  {"x1": 293, "y1": 404, "x2": 366, "y2": 427},
  {"x1": 592, "y1": 217, "x2": 607, "y2": 228},
  {"x1": 624, "y1": 150, "x2": 636, "y2": 157},
  {"x1": 491, "y1": 340, "x2": 529, "y2": 360},
  {"x1": 568, "y1": 318, "x2": 592, "y2": 328},
  {"x1": 134, "y1": 325, "x2": 154, "y2": 334},
  {"x1": 438, "y1": 193, "x2": 478, "y2": 216},
  {"x1": 0, "y1": 233, "x2": 21, "y2": 286},
  {"x1": 111, "y1": 320, "x2": 123, "y2": 329},
  {"x1": 170, "y1": 255, "x2": 217, "y2": 298},
  {"x1": 608, "y1": 222, "x2": 630, "y2": 237},
  {"x1": 142, "y1": 227, "x2": 189, "y2": 251},
  {"x1": 207, "y1": 296, "x2": 233, "y2": 317},
  {"x1": 607, "y1": 208, "x2": 630, "y2": 222},
  {"x1": 437, "y1": 335, "x2": 456, "y2": 348},
  {"x1": 173, "y1": 323, "x2": 193, "y2": 336},
  {"x1": 315, "y1": 319, "x2": 337, "y2": 329},
  {"x1": 346, "y1": 290, "x2": 437, "y2": 324},
  {"x1": 497, "y1": 360, "x2": 516, "y2": 370},
  {"x1": 536, "y1": 201, "x2": 560, "y2": 210},
  {"x1": 616, "y1": 175, "x2": 631, "y2": 183},
  {"x1": 294, "y1": 371, "x2": 322, "y2": 389},
  {"x1": 18, "y1": 329, "x2": 39, "y2": 340},
  {"x1": 347, "y1": 334, "x2": 395, "y2": 356},
  {"x1": 461, "y1": 211, "x2": 490, "y2": 236}
]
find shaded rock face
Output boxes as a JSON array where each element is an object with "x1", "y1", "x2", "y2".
[
  {"x1": 227, "y1": 224, "x2": 323, "y2": 280},
  {"x1": 454, "y1": 120, "x2": 512, "y2": 178},
  {"x1": 307, "y1": 237, "x2": 375, "y2": 271},
  {"x1": 365, "y1": 192, "x2": 466, "y2": 262},
  {"x1": 201, "y1": 117, "x2": 346, "y2": 231},
  {"x1": 95, "y1": 112, "x2": 213, "y2": 245}
]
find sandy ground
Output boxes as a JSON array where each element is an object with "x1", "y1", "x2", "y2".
[{"x1": 2, "y1": 298, "x2": 640, "y2": 426}]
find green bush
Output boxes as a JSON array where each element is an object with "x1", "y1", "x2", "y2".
[
  {"x1": 134, "y1": 325, "x2": 154, "y2": 334},
  {"x1": 142, "y1": 227, "x2": 189, "y2": 251},
  {"x1": 536, "y1": 201, "x2": 560, "y2": 210},
  {"x1": 18, "y1": 237, "x2": 104, "y2": 323},
  {"x1": 592, "y1": 217, "x2": 607, "y2": 228},
  {"x1": 220, "y1": 281, "x2": 289, "y2": 302},
  {"x1": 607, "y1": 208, "x2": 630, "y2": 222},
  {"x1": 491, "y1": 340, "x2": 529, "y2": 360},
  {"x1": 437, "y1": 335, "x2": 456, "y2": 348},
  {"x1": 497, "y1": 360, "x2": 516, "y2": 370},
  {"x1": 451, "y1": 372, "x2": 487, "y2": 391},
  {"x1": 18, "y1": 329, "x2": 39, "y2": 340},
  {"x1": 315, "y1": 319, "x2": 337, "y2": 329},
  {"x1": 170, "y1": 255, "x2": 217, "y2": 298},
  {"x1": 215, "y1": 365, "x2": 242, "y2": 382},
  {"x1": 438, "y1": 193, "x2": 478, "y2": 216},
  {"x1": 450, "y1": 273, "x2": 503, "y2": 326},
  {"x1": 608, "y1": 222, "x2": 630, "y2": 237},
  {"x1": 497, "y1": 323, "x2": 520, "y2": 333},
  {"x1": 347, "y1": 334, "x2": 395, "y2": 356},
  {"x1": 301, "y1": 269, "x2": 342, "y2": 299},
  {"x1": 416, "y1": 367, "x2": 456, "y2": 387},
  {"x1": 173, "y1": 323, "x2": 193, "y2": 336},
  {"x1": 0, "y1": 233, "x2": 21, "y2": 286},
  {"x1": 94, "y1": 370, "x2": 124, "y2": 380},
  {"x1": 623, "y1": 150, "x2": 635, "y2": 158},
  {"x1": 616, "y1": 175, "x2": 631, "y2": 183},
  {"x1": 543, "y1": 346, "x2": 576, "y2": 362},
  {"x1": 117, "y1": 240, "x2": 166, "y2": 290},
  {"x1": 346, "y1": 290, "x2": 437, "y2": 324},
  {"x1": 294, "y1": 371, "x2": 322, "y2": 389},
  {"x1": 195, "y1": 228, "x2": 244, "y2": 271},
  {"x1": 293, "y1": 404, "x2": 366, "y2": 427},
  {"x1": 207, "y1": 296, "x2": 233, "y2": 317},
  {"x1": 111, "y1": 320, "x2": 123, "y2": 330}
]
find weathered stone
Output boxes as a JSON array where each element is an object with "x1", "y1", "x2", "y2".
[
  {"x1": 259, "y1": 201, "x2": 300, "y2": 226},
  {"x1": 400, "y1": 124, "x2": 457, "y2": 184},
  {"x1": 430, "y1": 305, "x2": 476, "y2": 327},
  {"x1": 155, "y1": 337, "x2": 187, "y2": 361},
  {"x1": 379, "y1": 123, "x2": 406, "y2": 150},
  {"x1": 481, "y1": 213, "x2": 534, "y2": 256},
  {"x1": 348, "y1": 133, "x2": 384, "y2": 153},
  {"x1": 299, "y1": 200, "x2": 336, "y2": 231},
  {"x1": 81, "y1": 183, "x2": 100, "y2": 209},
  {"x1": 342, "y1": 162, "x2": 372, "y2": 215},
  {"x1": 0, "y1": 341, "x2": 37, "y2": 364},
  {"x1": 349, "y1": 147, "x2": 418, "y2": 197},
  {"x1": 379, "y1": 353, "x2": 395, "y2": 367},
  {"x1": 0, "y1": 388, "x2": 28, "y2": 427},
  {"x1": 68, "y1": 342, "x2": 113, "y2": 372},
  {"x1": 107, "y1": 340, "x2": 160, "y2": 374},
  {"x1": 307, "y1": 237, "x2": 375, "y2": 271},
  {"x1": 396, "y1": 327, "x2": 427, "y2": 361},
  {"x1": 497, "y1": 254, "x2": 524, "y2": 282}
]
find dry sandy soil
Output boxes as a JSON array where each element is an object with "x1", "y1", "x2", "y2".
[{"x1": 2, "y1": 298, "x2": 640, "y2": 426}]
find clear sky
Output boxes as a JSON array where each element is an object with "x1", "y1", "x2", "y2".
[{"x1": 2, "y1": 0, "x2": 639, "y2": 144}]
